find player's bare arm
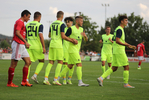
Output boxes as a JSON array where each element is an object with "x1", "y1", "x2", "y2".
[
  {"x1": 99, "y1": 39, "x2": 103, "y2": 43},
  {"x1": 16, "y1": 30, "x2": 30, "y2": 48},
  {"x1": 108, "y1": 38, "x2": 113, "y2": 43},
  {"x1": 48, "y1": 32, "x2": 51, "y2": 38},
  {"x1": 39, "y1": 33, "x2": 46, "y2": 53},
  {"x1": 81, "y1": 32, "x2": 88, "y2": 42},
  {"x1": 61, "y1": 32, "x2": 78, "y2": 44}
]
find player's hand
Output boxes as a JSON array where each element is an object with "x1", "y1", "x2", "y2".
[
  {"x1": 81, "y1": 31, "x2": 86, "y2": 37},
  {"x1": 72, "y1": 39, "x2": 78, "y2": 45},
  {"x1": 43, "y1": 48, "x2": 46, "y2": 54},
  {"x1": 25, "y1": 42, "x2": 30, "y2": 49},
  {"x1": 99, "y1": 40, "x2": 102, "y2": 43},
  {"x1": 128, "y1": 45, "x2": 136, "y2": 50}
]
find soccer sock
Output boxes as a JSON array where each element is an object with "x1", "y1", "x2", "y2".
[
  {"x1": 22, "y1": 67, "x2": 28, "y2": 82},
  {"x1": 27, "y1": 65, "x2": 31, "y2": 80},
  {"x1": 138, "y1": 61, "x2": 142, "y2": 67},
  {"x1": 59, "y1": 66, "x2": 70, "y2": 77},
  {"x1": 34, "y1": 62, "x2": 44, "y2": 77},
  {"x1": 8, "y1": 67, "x2": 15, "y2": 84},
  {"x1": 76, "y1": 66, "x2": 82, "y2": 81},
  {"x1": 62, "y1": 64, "x2": 67, "y2": 79},
  {"x1": 101, "y1": 66, "x2": 105, "y2": 73},
  {"x1": 45, "y1": 63, "x2": 53, "y2": 80},
  {"x1": 54, "y1": 63, "x2": 62, "y2": 80},
  {"x1": 123, "y1": 70, "x2": 129, "y2": 84},
  {"x1": 68, "y1": 65, "x2": 74, "y2": 79},
  {"x1": 101, "y1": 68, "x2": 113, "y2": 79}
]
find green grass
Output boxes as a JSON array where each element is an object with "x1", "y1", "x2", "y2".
[{"x1": 0, "y1": 60, "x2": 149, "y2": 100}]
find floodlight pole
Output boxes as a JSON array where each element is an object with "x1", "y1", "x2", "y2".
[{"x1": 102, "y1": 4, "x2": 109, "y2": 27}]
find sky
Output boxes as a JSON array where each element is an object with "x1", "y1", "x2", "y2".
[{"x1": 0, "y1": 0, "x2": 149, "y2": 39}]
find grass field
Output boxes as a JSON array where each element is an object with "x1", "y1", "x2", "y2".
[{"x1": 0, "y1": 60, "x2": 149, "y2": 100}]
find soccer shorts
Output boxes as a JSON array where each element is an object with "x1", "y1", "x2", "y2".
[
  {"x1": 112, "y1": 53, "x2": 129, "y2": 67},
  {"x1": 49, "y1": 48, "x2": 63, "y2": 61},
  {"x1": 101, "y1": 53, "x2": 112, "y2": 63},
  {"x1": 68, "y1": 53, "x2": 81, "y2": 64},
  {"x1": 138, "y1": 56, "x2": 144, "y2": 60},
  {"x1": 27, "y1": 49, "x2": 44, "y2": 62},
  {"x1": 63, "y1": 52, "x2": 69, "y2": 63},
  {"x1": 11, "y1": 41, "x2": 29, "y2": 60}
]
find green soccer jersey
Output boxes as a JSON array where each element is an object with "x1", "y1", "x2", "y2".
[
  {"x1": 26, "y1": 21, "x2": 42, "y2": 49},
  {"x1": 68, "y1": 25, "x2": 83, "y2": 53},
  {"x1": 113, "y1": 26, "x2": 125, "y2": 54},
  {"x1": 63, "y1": 27, "x2": 69, "y2": 52},
  {"x1": 101, "y1": 34, "x2": 113, "y2": 54},
  {"x1": 50, "y1": 20, "x2": 64, "y2": 48}
]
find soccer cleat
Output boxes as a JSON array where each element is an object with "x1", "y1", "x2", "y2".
[
  {"x1": 67, "y1": 80, "x2": 72, "y2": 84},
  {"x1": 21, "y1": 81, "x2": 33, "y2": 87},
  {"x1": 31, "y1": 76, "x2": 39, "y2": 84},
  {"x1": 124, "y1": 84, "x2": 135, "y2": 88},
  {"x1": 106, "y1": 75, "x2": 110, "y2": 79},
  {"x1": 7, "y1": 83, "x2": 18, "y2": 87},
  {"x1": 63, "y1": 80, "x2": 67, "y2": 85},
  {"x1": 78, "y1": 83, "x2": 89, "y2": 87},
  {"x1": 43, "y1": 80, "x2": 51, "y2": 85},
  {"x1": 53, "y1": 81, "x2": 62, "y2": 86},
  {"x1": 97, "y1": 77, "x2": 103, "y2": 86},
  {"x1": 138, "y1": 67, "x2": 141, "y2": 70}
]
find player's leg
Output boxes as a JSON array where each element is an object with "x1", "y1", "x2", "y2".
[
  {"x1": 21, "y1": 57, "x2": 32, "y2": 87},
  {"x1": 76, "y1": 63, "x2": 89, "y2": 87},
  {"x1": 7, "y1": 59, "x2": 19, "y2": 87},
  {"x1": 138, "y1": 56, "x2": 143, "y2": 69},
  {"x1": 43, "y1": 60, "x2": 53, "y2": 85},
  {"x1": 67, "y1": 65, "x2": 75, "y2": 84},
  {"x1": 101, "y1": 53, "x2": 106, "y2": 73},
  {"x1": 62, "y1": 62, "x2": 67, "y2": 85},
  {"x1": 31, "y1": 59, "x2": 44, "y2": 84},
  {"x1": 123, "y1": 65, "x2": 134, "y2": 88},
  {"x1": 106, "y1": 54, "x2": 112, "y2": 79}
]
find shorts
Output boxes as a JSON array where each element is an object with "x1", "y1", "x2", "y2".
[
  {"x1": 49, "y1": 48, "x2": 63, "y2": 61},
  {"x1": 27, "y1": 49, "x2": 44, "y2": 62},
  {"x1": 112, "y1": 53, "x2": 129, "y2": 67},
  {"x1": 63, "y1": 52, "x2": 69, "y2": 63},
  {"x1": 101, "y1": 53, "x2": 112, "y2": 63},
  {"x1": 11, "y1": 41, "x2": 29, "y2": 60},
  {"x1": 68, "y1": 53, "x2": 81, "y2": 64},
  {"x1": 138, "y1": 56, "x2": 144, "y2": 60}
]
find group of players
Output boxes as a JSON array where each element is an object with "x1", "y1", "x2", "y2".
[{"x1": 7, "y1": 9, "x2": 146, "y2": 88}]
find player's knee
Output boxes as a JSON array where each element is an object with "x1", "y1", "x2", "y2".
[{"x1": 26, "y1": 60, "x2": 31, "y2": 66}]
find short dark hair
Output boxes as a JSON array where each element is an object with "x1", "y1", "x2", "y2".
[
  {"x1": 75, "y1": 16, "x2": 83, "y2": 20},
  {"x1": 34, "y1": 11, "x2": 41, "y2": 19},
  {"x1": 64, "y1": 17, "x2": 73, "y2": 22},
  {"x1": 119, "y1": 15, "x2": 127, "y2": 23},
  {"x1": 57, "y1": 11, "x2": 64, "y2": 18},
  {"x1": 21, "y1": 10, "x2": 31, "y2": 17},
  {"x1": 106, "y1": 26, "x2": 110, "y2": 29}
]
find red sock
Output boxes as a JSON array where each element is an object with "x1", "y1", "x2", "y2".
[
  {"x1": 22, "y1": 67, "x2": 28, "y2": 82},
  {"x1": 138, "y1": 61, "x2": 142, "y2": 66},
  {"x1": 8, "y1": 67, "x2": 15, "y2": 84}
]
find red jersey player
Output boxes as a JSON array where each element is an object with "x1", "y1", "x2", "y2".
[
  {"x1": 7, "y1": 10, "x2": 32, "y2": 87},
  {"x1": 136, "y1": 40, "x2": 146, "y2": 69}
]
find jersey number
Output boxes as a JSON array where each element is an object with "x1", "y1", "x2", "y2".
[
  {"x1": 27, "y1": 26, "x2": 38, "y2": 37},
  {"x1": 138, "y1": 47, "x2": 140, "y2": 51},
  {"x1": 52, "y1": 25, "x2": 58, "y2": 35}
]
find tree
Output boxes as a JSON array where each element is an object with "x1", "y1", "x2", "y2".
[
  {"x1": 0, "y1": 40, "x2": 10, "y2": 48},
  {"x1": 100, "y1": 12, "x2": 149, "y2": 54}
]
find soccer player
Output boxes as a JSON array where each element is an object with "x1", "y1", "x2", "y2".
[
  {"x1": 7, "y1": 10, "x2": 32, "y2": 87},
  {"x1": 99, "y1": 26, "x2": 113, "y2": 79},
  {"x1": 136, "y1": 40, "x2": 146, "y2": 69},
  {"x1": 97, "y1": 15, "x2": 136, "y2": 88},
  {"x1": 62, "y1": 17, "x2": 75, "y2": 85},
  {"x1": 26, "y1": 11, "x2": 46, "y2": 83},
  {"x1": 59, "y1": 16, "x2": 89, "y2": 87},
  {"x1": 43, "y1": 11, "x2": 78, "y2": 85}
]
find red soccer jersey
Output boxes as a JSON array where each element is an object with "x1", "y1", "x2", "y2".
[
  {"x1": 13, "y1": 19, "x2": 26, "y2": 44},
  {"x1": 137, "y1": 43, "x2": 145, "y2": 56}
]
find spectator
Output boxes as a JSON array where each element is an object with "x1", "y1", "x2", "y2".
[
  {"x1": 3, "y1": 48, "x2": 8, "y2": 53},
  {"x1": 85, "y1": 50, "x2": 89, "y2": 55},
  {"x1": 0, "y1": 48, "x2": 3, "y2": 53}
]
